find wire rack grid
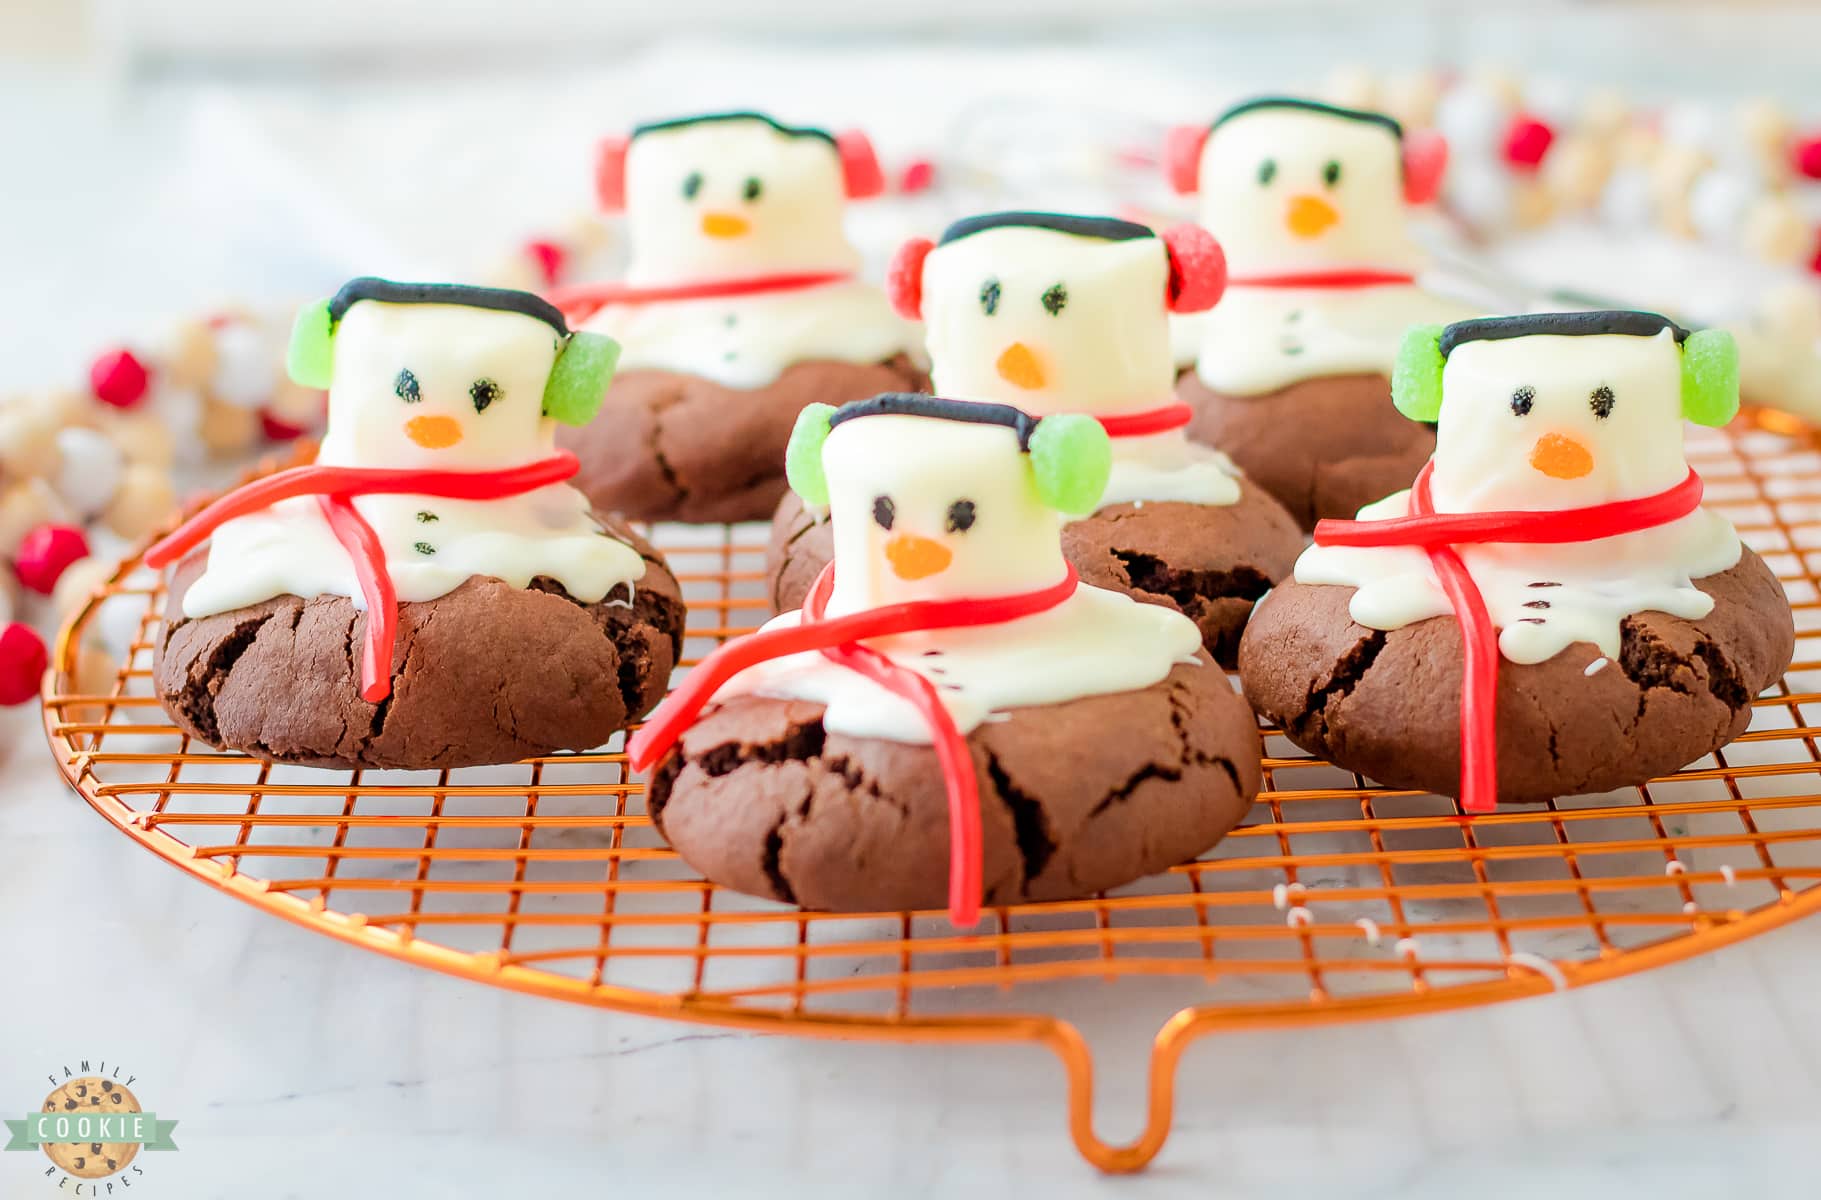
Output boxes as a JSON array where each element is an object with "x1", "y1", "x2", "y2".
[{"x1": 40, "y1": 409, "x2": 1821, "y2": 1172}]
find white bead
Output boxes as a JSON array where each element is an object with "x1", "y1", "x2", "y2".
[
  {"x1": 1687, "y1": 168, "x2": 1761, "y2": 245},
  {"x1": 1435, "y1": 85, "x2": 1510, "y2": 158},
  {"x1": 51, "y1": 426, "x2": 126, "y2": 519},
  {"x1": 1599, "y1": 165, "x2": 1656, "y2": 227},
  {"x1": 209, "y1": 320, "x2": 277, "y2": 410},
  {"x1": 1446, "y1": 160, "x2": 1516, "y2": 231}
]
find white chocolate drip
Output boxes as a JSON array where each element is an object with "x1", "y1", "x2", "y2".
[{"x1": 585, "y1": 281, "x2": 916, "y2": 390}]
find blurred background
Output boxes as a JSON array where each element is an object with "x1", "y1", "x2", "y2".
[{"x1": 5, "y1": 0, "x2": 1821, "y2": 390}]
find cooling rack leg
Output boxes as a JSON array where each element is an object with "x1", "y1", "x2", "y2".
[{"x1": 1045, "y1": 1007, "x2": 1211, "y2": 1173}]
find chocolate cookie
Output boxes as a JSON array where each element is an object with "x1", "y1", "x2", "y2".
[
  {"x1": 560, "y1": 355, "x2": 928, "y2": 523},
  {"x1": 1178, "y1": 370, "x2": 1435, "y2": 530},
  {"x1": 648, "y1": 657, "x2": 1262, "y2": 911},
  {"x1": 1238, "y1": 551, "x2": 1793, "y2": 803},
  {"x1": 154, "y1": 520, "x2": 684, "y2": 770},
  {"x1": 767, "y1": 482, "x2": 1304, "y2": 667}
]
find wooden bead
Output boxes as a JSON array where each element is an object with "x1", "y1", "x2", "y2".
[
  {"x1": 1322, "y1": 65, "x2": 1380, "y2": 111},
  {"x1": 1542, "y1": 134, "x2": 1612, "y2": 210},
  {"x1": 0, "y1": 479, "x2": 67, "y2": 558},
  {"x1": 198, "y1": 396, "x2": 260, "y2": 457},
  {"x1": 1741, "y1": 195, "x2": 1812, "y2": 265},
  {"x1": 107, "y1": 413, "x2": 176, "y2": 469},
  {"x1": 101, "y1": 464, "x2": 178, "y2": 542},
  {"x1": 1380, "y1": 73, "x2": 1441, "y2": 131},
  {"x1": 51, "y1": 554, "x2": 114, "y2": 623},
  {"x1": 166, "y1": 319, "x2": 219, "y2": 390}
]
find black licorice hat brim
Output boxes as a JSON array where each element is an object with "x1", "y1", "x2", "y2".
[
  {"x1": 1211, "y1": 96, "x2": 1404, "y2": 141},
  {"x1": 828, "y1": 393, "x2": 1040, "y2": 451},
  {"x1": 1439, "y1": 311, "x2": 1690, "y2": 359},
  {"x1": 938, "y1": 211, "x2": 1155, "y2": 247},
  {"x1": 630, "y1": 110, "x2": 835, "y2": 145},
  {"x1": 326, "y1": 278, "x2": 569, "y2": 336}
]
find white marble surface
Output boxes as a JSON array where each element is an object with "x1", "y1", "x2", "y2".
[{"x1": 6, "y1": 34, "x2": 1821, "y2": 1198}]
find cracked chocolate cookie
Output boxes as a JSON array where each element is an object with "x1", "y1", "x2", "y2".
[
  {"x1": 767, "y1": 480, "x2": 1304, "y2": 668},
  {"x1": 1240, "y1": 551, "x2": 1792, "y2": 803},
  {"x1": 559, "y1": 356, "x2": 928, "y2": 523},
  {"x1": 1178, "y1": 371, "x2": 1435, "y2": 531},
  {"x1": 649, "y1": 658, "x2": 1260, "y2": 910},
  {"x1": 154, "y1": 520, "x2": 684, "y2": 770}
]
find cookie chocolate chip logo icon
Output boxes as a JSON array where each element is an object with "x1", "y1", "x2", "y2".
[{"x1": 6, "y1": 1062, "x2": 178, "y2": 1193}]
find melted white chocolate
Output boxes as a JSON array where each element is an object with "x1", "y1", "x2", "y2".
[{"x1": 584, "y1": 280, "x2": 916, "y2": 390}]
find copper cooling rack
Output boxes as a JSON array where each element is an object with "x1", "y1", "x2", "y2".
[{"x1": 42, "y1": 409, "x2": 1821, "y2": 1172}]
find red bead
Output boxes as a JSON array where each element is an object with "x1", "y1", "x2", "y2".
[
  {"x1": 1795, "y1": 136, "x2": 1821, "y2": 180},
  {"x1": 524, "y1": 239, "x2": 566, "y2": 287},
  {"x1": 0, "y1": 622, "x2": 47, "y2": 706},
  {"x1": 898, "y1": 158, "x2": 937, "y2": 194},
  {"x1": 260, "y1": 409, "x2": 306, "y2": 442},
  {"x1": 14, "y1": 523, "x2": 90, "y2": 594},
  {"x1": 1503, "y1": 114, "x2": 1556, "y2": 171},
  {"x1": 89, "y1": 348, "x2": 151, "y2": 409},
  {"x1": 1810, "y1": 228, "x2": 1821, "y2": 276}
]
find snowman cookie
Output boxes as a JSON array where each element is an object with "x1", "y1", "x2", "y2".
[
  {"x1": 633, "y1": 394, "x2": 1261, "y2": 922},
  {"x1": 1168, "y1": 96, "x2": 1474, "y2": 528},
  {"x1": 1241, "y1": 311, "x2": 1793, "y2": 809},
  {"x1": 558, "y1": 111, "x2": 926, "y2": 523},
  {"x1": 768, "y1": 211, "x2": 1302, "y2": 665},
  {"x1": 150, "y1": 279, "x2": 685, "y2": 770}
]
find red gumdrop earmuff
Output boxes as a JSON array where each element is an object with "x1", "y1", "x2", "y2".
[
  {"x1": 595, "y1": 135, "x2": 631, "y2": 211},
  {"x1": 1161, "y1": 224, "x2": 1226, "y2": 314},
  {"x1": 836, "y1": 130, "x2": 886, "y2": 200},
  {"x1": 886, "y1": 236, "x2": 934, "y2": 319},
  {"x1": 1401, "y1": 128, "x2": 1449, "y2": 205},
  {"x1": 1164, "y1": 124, "x2": 1210, "y2": 195}
]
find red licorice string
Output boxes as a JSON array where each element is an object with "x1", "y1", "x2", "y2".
[
  {"x1": 1313, "y1": 462, "x2": 1705, "y2": 814},
  {"x1": 548, "y1": 271, "x2": 854, "y2": 326},
  {"x1": 317, "y1": 495, "x2": 395, "y2": 703},
  {"x1": 1096, "y1": 403, "x2": 1194, "y2": 439},
  {"x1": 144, "y1": 454, "x2": 580, "y2": 703},
  {"x1": 627, "y1": 561, "x2": 1080, "y2": 927},
  {"x1": 1226, "y1": 269, "x2": 1418, "y2": 289}
]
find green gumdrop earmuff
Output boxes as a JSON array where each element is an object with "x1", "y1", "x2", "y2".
[
  {"x1": 1679, "y1": 328, "x2": 1740, "y2": 428},
  {"x1": 786, "y1": 403, "x2": 838, "y2": 507},
  {"x1": 285, "y1": 298, "x2": 619, "y2": 427},
  {"x1": 1390, "y1": 323, "x2": 1446, "y2": 423},
  {"x1": 286, "y1": 299, "x2": 336, "y2": 390},
  {"x1": 1027, "y1": 413, "x2": 1111, "y2": 516},
  {"x1": 542, "y1": 331, "x2": 620, "y2": 426}
]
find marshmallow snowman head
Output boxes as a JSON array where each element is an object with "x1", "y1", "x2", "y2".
[
  {"x1": 786, "y1": 394, "x2": 1111, "y2": 609},
  {"x1": 1393, "y1": 311, "x2": 1740, "y2": 513},
  {"x1": 1168, "y1": 97, "x2": 1447, "y2": 278},
  {"x1": 287, "y1": 279, "x2": 620, "y2": 471},
  {"x1": 596, "y1": 111, "x2": 884, "y2": 285},
  {"x1": 888, "y1": 213, "x2": 1226, "y2": 416}
]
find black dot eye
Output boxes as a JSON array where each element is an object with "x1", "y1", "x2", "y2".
[
  {"x1": 469, "y1": 378, "x2": 500, "y2": 413},
  {"x1": 394, "y1": 369, "x2": 421, "y2": 404},
  {"x1": 872, "y1": 495, "x2": 895, "y2": 530},
  {"x1": 1323, "y1": 160, "x2": 1342, "y2": 187},
  {"x1": 1041, "y1": 283, "x2": 1068, "y2": 317},
  {"x1": 979, "y1": 278, "x2": 1001, "y2": 316},
  {"x1": 682, "y1": 171, "x2": 703, "y2": 200},
  {"x1": 742, "y1": 176, "x2": 762, "y2": 202},
  {"x1": 1590, "y1": 385, "x2": 1615, "y2": 419},
  {"x1": 1258, "y1": 158, "x2": 1277, "y2": 185},
  {"x1": 1510, "y1": 385, "x2": 1535, "y2": 417},
  {"x1": 945, "y1": 500, "x2": 976, "y2": 533}
]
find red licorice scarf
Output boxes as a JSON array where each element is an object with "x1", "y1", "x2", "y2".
[
  {"x1": 1312, "y1": 462, "x2": 1706, "y2": 813},
  {"x1": 145, "y1": 453, "x2": 582, "y2": 704},
  {"x1": 629, "y1": 561, "x2": 1080, "y2": 927},
  {"x1": 548, "y1": 271, "x2": 855, "y2": 327},
  {"x1": 1096, "y1": 402, "x2": 1193, "y2": 438},
  {"x1": 1225, "y1": 269, "x2": 1418, "y2": 290}
]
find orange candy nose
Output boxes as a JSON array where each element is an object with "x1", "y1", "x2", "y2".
[
  {"x1": 1529, "y1": 432, "x2": 1595, "y2": 480},
  {"x1": 1286, "y1": 193, "x2": 1340, "y2": 238},
  {"x1": 700, "y1": 211, "x2": 751, "y2": 238},
  {"x1": 885, "y1": 533, "x2": 952, "y2": 580},
  {"x1": 994, "y1": 341, "x2": 1046, "y2": 390},
  {"x1": 404, "y1": 415, "x2": 464, "y2": 449}
]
